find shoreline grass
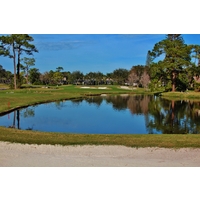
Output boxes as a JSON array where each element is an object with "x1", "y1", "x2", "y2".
[
  {"x1": 0, "y1": 85, "x2": 151, "y2": 113},
  {"x1": 1, "y1": 85, "x2": 200, "y2": 148},
  {"x1": 1, "y1": 126, "x2": 200, "y2": 148},
  {"x1": 161, "y1": 91, "x2": 200, "y2": 100}
]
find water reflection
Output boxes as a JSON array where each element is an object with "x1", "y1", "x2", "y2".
[
  {"x1": 23, "y1": 108, "x2": 35, "y2": 118},
  {"x1": 86, "y1": 97, "x2": 103, "y2": 107},
  {"x1": 82, "y1": 95, "x2": 200, "y2": 134},
  {"x1": 84, "y1": 95, "x2": 151, "y2": 114},
  {"x1": 147, "y1": 98, "x2": 200, "y2": 134},
  {"x1": 1, "y1": 95, "x2": 200, "y2": 134},
  {"x1": 127, "y1": 95, "x2": 150, "y2": 115},
  {"x1": 106, "y1": 95, "x2": 128, "y2": 111}
]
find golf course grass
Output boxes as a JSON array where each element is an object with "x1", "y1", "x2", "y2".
[{"x1": 1, "y1": 84, "x2": 200, "y2": 148}]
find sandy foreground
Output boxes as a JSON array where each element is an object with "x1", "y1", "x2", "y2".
[{"x1": 0, "y1": 141, "x2": 200, "y2": 167}]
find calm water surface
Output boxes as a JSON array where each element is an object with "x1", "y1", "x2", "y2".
[{"x1": 1, "y1": 95, "x2": 200, "y2": 134}]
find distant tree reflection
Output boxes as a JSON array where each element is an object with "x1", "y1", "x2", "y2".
[
  {"x1": 104, "y1": 95, "x2": 129, "y2": 111},
  {"x1": 23, "y1": 108, "x2": 35, "y2": 118},
  {"x1": 84, "y1": 96, "x2": 103, "y2": 107},
  {"x1": 147, "y1": 97, "x2": 200, "y2": 134},
  {"x1": 84, "y1": 95, "x2": 200, "y2": 134},
  {"x1": 127, "y1": 95, "x2": 151, "y2": 115}
]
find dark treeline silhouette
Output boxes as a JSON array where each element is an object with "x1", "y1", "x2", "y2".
[
  {"x1": 24, "y1": 67, "x2": 150, "y2": 87},
  {"x1": 0, "y1": 65, "x2": 13, "y2": 84},
  {"x1": 0, "y1": 64, "x2": 151, "y2": 88},
  {"x1": 146, "y1": 97, "x2": 200, "y2": 134}
]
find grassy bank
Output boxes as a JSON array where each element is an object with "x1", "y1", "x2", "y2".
[
  {"x1": 0, "y1": 85, "x2": 149, "y2": 114},
  {"x1": 0, "y1": 126, "x2": 200, "y2": 148},
  {"x1": 161, "y1": 91, "x2": 200, "y2": 100},
  {"x1": 1, "y1": 85, "x2": 200, "y2": 148}
]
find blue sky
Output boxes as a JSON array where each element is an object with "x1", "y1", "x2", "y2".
[{"x1": 1, "y1": 34, "x2": 200, "y2": 74}]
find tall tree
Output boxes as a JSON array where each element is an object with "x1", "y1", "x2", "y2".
[
  {"x1": 146, "y1": 50, "x2": 153, "y2": 67},
  {"x1": 190, "y1": 45, "x2": 200, "y2": 80},
  {"x1": 21, "y1": 57, "x2": 35, "y2": 84},
  {"x1": 149, "y1": 34, "x2": 192, "y2": 91},
  {"x1": 112, "y1": 68, "x2": 129, "y2": 85},
  {"x1": 14, "y1": 34, "x2": 38, "y2": 88},
  {"x1": 128, "y1": 65, "x2": 146, "y2": 87},
  {"x1": 0, "y1": 34, "x2": 38, "y2": 89},
  {"x1": 191, "y1": 45, "x2": 200, "y2": 66},
  {"x1": 140, "y1": 69, "x2": 150, "y2": 88},
  {"x1": 56, "y1": 66, "x2": 64, "y2": 72},
  {"x1": 53, "y1": 71, "x2": 63, "y2": 85},
  {"x1": 69, "y1": 71, "x2": 83, "y2": 84},
  {"x1": 29, "y1": 68, "x2": 40, "y2": 84},
  {"x1": 0, "y1": 35, "x2": 17, "y2": 89}
]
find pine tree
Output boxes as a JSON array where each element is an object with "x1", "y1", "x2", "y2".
[
  {"x1": 0, "y1": 34, "x2": 38, "y2": 89},
  {"x1": 149, "y1": 34, "x2": 192, "y2": 91}
]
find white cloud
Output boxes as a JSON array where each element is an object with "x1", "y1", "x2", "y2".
[{"x1": 35, "y1": 40, "x2": 87, "y2": 51}]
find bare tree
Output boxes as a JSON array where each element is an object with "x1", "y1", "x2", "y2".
[
  {"x1": 128, "y1": 72, "x2": 139, "y2": 88},
  {"x1": 140, "y1": 70, "x2": 150, "y2": 88}
]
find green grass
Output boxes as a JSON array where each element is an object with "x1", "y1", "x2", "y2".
[
  {"x1": 0, "y1": 85, "x2": 150, "y2": 113},
  {"x1": 161, "y1": 91, "x2": 200, "y2": 100},
  {"x1": 0, "y1": 126, "x2": 200, "y2": 148},
  {"x1": 0, "y1": 83, "x2": 9, "y2": 90},
  {"x1": 1, "y1": 84, "x2": 200, "y2": 148}
]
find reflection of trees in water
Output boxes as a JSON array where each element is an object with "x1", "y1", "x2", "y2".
[
  {"x1": 11, "y1": 110, "x2": 16, "y2": 128},
  {"x1": 104, "y1": 95, "x2": 129, "y2": 111},
  {"x1": 9, "y1": 110, "x2": 20, "y2": 129},
  {"x1": 54, "y1": 101, "x2": 67, "y2": 110},
  {"x1": 22, "y1": 108, "x2": 35, "y2": 130},
  {"x1": 127, "y1": 95, "x2": 152, "y2": 115},
  {"x1": 147, "y1": 97, "x2": 200, "y2": 134},
  {"x1": 23, "y1": 108, "x2": 35, "y2": 118},
  {"x1": 83, "y1": 95, "x2": 130, "y2": 110},
  {"x1": 83, "y1": 95, "x2": 200, "y2": 134},
  {"x1": 84, "y1": 97, "x2": 103, "y2": 107},
  {"x1": 16, "y1": 95, "x2": 200, "y2": 134},
  {"x1": 70, "y1": 99, "x2": 84, "y2": 105},
  {"x1": 9, "y1": 108, "x2": 36, "y2": 130},
  {"x1": 83, "y1": 95, "x2": 152, "y2": 113}
]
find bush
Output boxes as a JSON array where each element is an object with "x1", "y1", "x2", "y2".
[
  {"x1": 33, "y1": 80, "x2": 42, "y2": 85},
  {"x1": 9, "y1": 76, "x2": 24, "y2": 89}
]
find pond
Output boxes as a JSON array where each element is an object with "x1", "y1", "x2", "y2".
[{"x1": 0, "y1": 95, "x2": 200, "y2": 134}]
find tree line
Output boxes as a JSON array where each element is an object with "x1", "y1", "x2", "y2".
[
  {"x1": 1, "y1": 34, "x2": 200, "y2": 91},
  {"x1": 0, "y1": 65, "x2": 12, "y2": 84},
  {"x1": 14, "y1": 66, "x2": 149, "y2": 87},
  {"x1": 0, "y1": 61, "x2": 150, "y2": 87}
]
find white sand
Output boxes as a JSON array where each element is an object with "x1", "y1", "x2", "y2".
[
  {"x1": 80, "y1": 86, "x2": 108, "y2": 89},
  {"x1": 0, "y1": 141, "x2": 200, "y2": 167},
  {"x1": 120, "y1": 86, "x2": 136, "y2": 90}
]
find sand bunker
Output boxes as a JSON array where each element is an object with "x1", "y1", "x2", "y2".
[
  {"x1": 0, "y1": 142, "x2": 200, "y2": 167},
  {"x1": 120, "y1": 86, "x2": 136, "y2": 90},
  {"x1": 80, "y1": 86, "x2": 108, "y2": 89}
]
